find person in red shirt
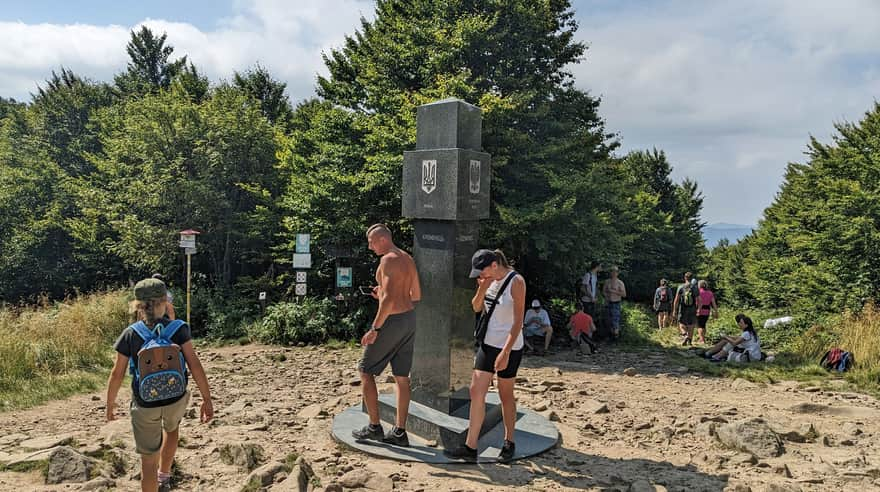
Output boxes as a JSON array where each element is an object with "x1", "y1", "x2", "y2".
[{"x1": 568, "y1": 303, "x2": 597, "y2": 354}]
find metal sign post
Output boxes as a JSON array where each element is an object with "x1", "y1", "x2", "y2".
[
  {"x1": 179, "y1": 229, "x2": 200, "y2": 325},
  {"x1": 294, "y1": 233, "x2": 310, "y2": 301}
]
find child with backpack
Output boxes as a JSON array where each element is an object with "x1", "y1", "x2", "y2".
[{"x1": 106, "y1": 278, "x2": 214, "y2": 491}]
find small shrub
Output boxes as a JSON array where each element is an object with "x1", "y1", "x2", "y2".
[{"x1": 247, "y1": 298, "x2": 335, "y2": 345}]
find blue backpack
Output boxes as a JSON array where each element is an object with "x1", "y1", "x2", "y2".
[{"x1": 129, "y1": 320, "x2": 188, "y2": 404}]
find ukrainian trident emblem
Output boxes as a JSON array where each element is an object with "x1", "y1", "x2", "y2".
[
  {"x1": 469, "y1": 160, "x2": 481, "y2": 194},
  {"x1": 421, "y1": 159, "x2": 437, "y2": 194}
]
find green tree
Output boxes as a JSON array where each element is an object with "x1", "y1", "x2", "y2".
[
  {"x1": 282, "y1": 0, "x2": 620, "y2": 298},
  {"x1": 233, "y1": 64, "x2": 293, "y2": 125},
  {"x1": 70, "y1": 85, "x2": 284, "y2": 289},
  {"x1": 114, "y1": 26, "x2": 187, "y2": 97},
  {"x1": 31, "y1": 68, "x2": 114, "y2": 177},
  {"x1": 721, "y1": 102, "x2": 880, "y2": 314}
]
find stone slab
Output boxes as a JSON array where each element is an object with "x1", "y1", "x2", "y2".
[
  {"x1": 374, "y1": 392, "x2": 503, "y2": 450},
  {"x1": 415, "y1": 98, "x2": 482, "y2": 151},
  {"x1": 332, "y1": 396, "x2": 558, "y2": 464}
]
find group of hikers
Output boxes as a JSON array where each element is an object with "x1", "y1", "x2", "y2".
[{"x1": 106, "y1": 224, "x2": 767, "y2": 491}]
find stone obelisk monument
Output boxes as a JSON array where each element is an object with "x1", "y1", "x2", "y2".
[{"x1": 332, "y1": 98, "x2": 557, "y2": 462}]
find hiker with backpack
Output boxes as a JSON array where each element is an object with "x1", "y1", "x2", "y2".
[
  {"x1": 673, "y1": 272, "x2": 700, "y2": 345},
  {"x1": 653, "y1": 279, "x2": 674, "y2": 330},
  {"x1": 696, "y1": 280, "x2": 718, "y2": 344},
  {"x1": 580, "y1": 261, "x2": 601, "y2": 320},
  {"x1": 703, "y1": 313, "x2": 762, "y2": 362},
  {"x1": 106, "y1": 278, "x2": 213, "y2": 492}
]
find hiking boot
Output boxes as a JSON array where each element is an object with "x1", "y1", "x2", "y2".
[
  {"x1": 158, "y1": 478, "x2": 172, "y2": 492},
  {"x1": 381, "y1": 427, "x2": 410, "y2": 447},
  {"x1": 443, "y1": 444, "x2": 478, "y2": 462},
  {"x1": 352, "y1": 423, "x2": 384, "y2": 442},
  {"x1": 499, "y1": 440, "x2": 516, "y2": 462}
]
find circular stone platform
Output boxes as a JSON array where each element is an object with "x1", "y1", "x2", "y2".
[{"x1": 331, "y1": 405, "x2": 558, "y2": 464}]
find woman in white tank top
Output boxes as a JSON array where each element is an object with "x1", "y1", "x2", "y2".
[{"x1": 443, "y1": 249, "x2": 525, "y2": 463}]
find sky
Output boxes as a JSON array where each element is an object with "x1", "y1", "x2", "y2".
[{"x1": 1, "y1": 0, "x2": 878, "y2": 226}]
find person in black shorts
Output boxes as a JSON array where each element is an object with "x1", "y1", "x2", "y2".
[
  {"x1": 351, "y1": 224, "x2": 421, "y2": 447},
  {"x1": 444, "y1": 249, "x2": 525, "y2": 463}
]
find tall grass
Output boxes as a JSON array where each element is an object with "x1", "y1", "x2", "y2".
[{"x1": 0, "y1": 290, "x2": 129, "y2": 410}]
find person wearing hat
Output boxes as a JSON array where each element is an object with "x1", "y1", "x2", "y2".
[
  {"x1": 151, "y1": 273, "x2": 176, "y2": 320},
  {"x1": 444, "y1": 248, "x2": 525, "y2": 463},
  {"x1": 105, "y1": 278, "x2": 214, "y2": 492},
  {"x1": 602, "y1": 266, "x2": 627, "y2": 339},
  {"x1": 522, "y1": 299, "x2": 553, "y2": 354}
]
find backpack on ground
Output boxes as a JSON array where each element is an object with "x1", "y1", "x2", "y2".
[
  {"x1": 129, "y1": 320, "x2": 188, "y2": 404},
  {"x1": 681, "y1": 284, "x2": 697, "y2": 307},
  {"x1": 819, "y1": 347, "x2": 854, "y2": 372}
]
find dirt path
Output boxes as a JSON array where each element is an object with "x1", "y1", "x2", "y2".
[{"x1": 1, "y1": 343, "x2": 879, "y2": 491}]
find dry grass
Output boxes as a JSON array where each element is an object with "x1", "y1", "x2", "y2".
[
  {"x1": 0, "y1": 290, "x2": 129, "y2": 410},
  {"x1": 836, "y1": 302, "x2": 880, "y2": 389}
]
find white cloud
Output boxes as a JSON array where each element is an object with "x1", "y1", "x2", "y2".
[
  {"x1": 572, "y1": 0, "x2": 880, "y2": 224},
  {"x1": 0, "y1": 0, "x2": 373, "y2": 102},
  {"x1": 1, "y1": 1, "x2": 878, "y2": 225}
]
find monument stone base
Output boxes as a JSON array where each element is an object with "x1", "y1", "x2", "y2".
[
  {"x1": 374, "y1": 391, "x2": 502, "y2": 450},
  {"x1": 331, "y1": 392, "x2": 559, "y2": 464}
]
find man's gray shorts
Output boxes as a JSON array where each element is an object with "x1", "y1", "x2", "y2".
[{"x1": 359, "y1": 310, "x2": 416, "y2": 377}]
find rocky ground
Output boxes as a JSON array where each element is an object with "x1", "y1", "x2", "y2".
[{"x1": 1, "y1": 342, "x2": 879, "y2": 491}]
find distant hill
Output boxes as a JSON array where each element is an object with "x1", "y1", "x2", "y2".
[{"x1": 703, "y1": 223, "x2": 753, "y2": 248}]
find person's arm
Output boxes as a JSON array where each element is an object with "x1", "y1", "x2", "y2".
[
  {"x1": 105, "y1": 352, "x2": 129, "y2": 421},
  {"x1": 180, "y1": 341, "x2": 214, "y2": 423},
  {"x1": 725, "y1": 335, "x2": 744, "y2": 345},
  {"x1": 619, "y1": 281, "x2": 626, "y2": 299},
  {"x1": 471, "y1": 277, "x2": 492, "y2": 312},
  {"x1": 672, "y1": 289, "x2": 680, "y2": 314},
  {"x1": 495, "y1": 276, "x2": 526, "y2": 371},
  {"x1": 410, "y1": 260, "x2": 421, "y2": 303},
  {"x1": 589, "y1": 320, "x2": 597, "y2": 336},
  {"x1": 711, "y1": 297, "x2": 719, "y2": 318},
  {"x1": 697, "y1": 294, "x2": 703, "y2": 313},
  {"x1": 371, "y1": 257, "x2": 394, "y2": 329},
  {"x1": 542, "y1": 310, "x2": 552, "y2": 328}
]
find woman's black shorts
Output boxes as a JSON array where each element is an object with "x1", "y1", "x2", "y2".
[
  {"x1": 474, "y1": 343, "x2": 523, "y2": 379},
  {"x1": 696, "y1": 314, "x2": 710, "y2": 329}
]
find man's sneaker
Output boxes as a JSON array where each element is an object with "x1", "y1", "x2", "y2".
[
  {"x1": 381, "y1": 427, "x2": 410, "y2": 447},
  {"x1": 443, "y1": 444, "x2": 478, "y2": 462},
  {"x1": 352, "y1": 423, "x2": 384, "y2": 442},
  {"x1": 499, "y1": 440, "x2": 516, "y2": 462}
]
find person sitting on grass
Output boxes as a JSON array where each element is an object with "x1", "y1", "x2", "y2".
[
  {"x1": 568, "y1": 302, "x2": 597, "y2": 354},
  {"x1": 522, "y1": 299, "x2": 553, "y2": 354},
  {"x1": 703, "y1": 313, "x2": 762, "y2": 362}
]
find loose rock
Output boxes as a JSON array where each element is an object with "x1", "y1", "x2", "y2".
[
  {"x1": 46, "y1": 446, "x2": 93, "y2": 485},
  {"x1": 715, "y1": 418, "x2": 784, "y2": 458}
]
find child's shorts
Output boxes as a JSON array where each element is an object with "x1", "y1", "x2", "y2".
[{"x1": 130, "y1": 391, "x2": 190, "y2": 455}]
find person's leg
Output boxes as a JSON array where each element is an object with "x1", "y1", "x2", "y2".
[
  {"x1": 657, "y1": 312, "x2": 663, "y2": 330},
  {"x1": 141, "y1": 453, "x2": 159, "y2": 492},
  {"x1": 465, "y1": 371, "x2": 494, "y2": 449},
  {"x1": 543, "y1": 326, "x2": 552, "y2": 351},
  {"x1": 158, "y1": 428, "x2": 177, "y2": 477},
  {"x1": 496, "y1": 377, "x2": 517, "y2": 442},
  {"x1": 360, "y1": 372, "x2": 380, "y2": 424},
  {"x1": 393, "y1": 376, "x2": 410, "y2": 429},
  {"x1": 705, "y1": 340, "x2": 727, "y2": 356}
]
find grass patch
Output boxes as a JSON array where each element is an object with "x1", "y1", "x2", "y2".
[
  {"x1": 0, "y1": 458, "x2": 49, "y2": 476},
  {"x1": 0, "y1": 369, "x2": 109, "y2": 412},
  {"x1": 617, "y1": 302, "x2": 880, "y2": 396},
  {"x1": 325, "y1": 338, "x2": 358, "y2": 350},
  {"x1": 240, "y1": 476, "x2": 263, "y2": 492},
  {"x1": 0, "y1": 290, "x2": 128, "y2": 412}
]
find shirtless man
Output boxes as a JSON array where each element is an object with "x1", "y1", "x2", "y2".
[{"x1": 352, "y1": 224, "x2": 421, "y2": 447}]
